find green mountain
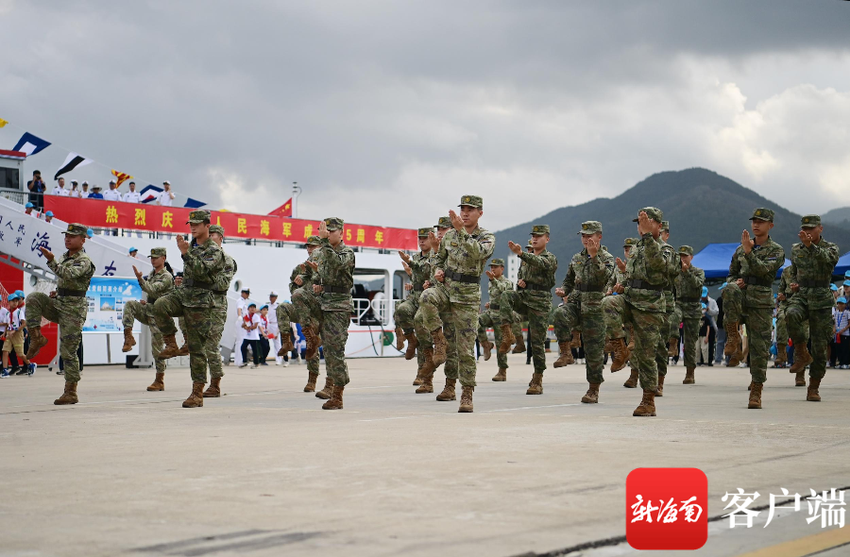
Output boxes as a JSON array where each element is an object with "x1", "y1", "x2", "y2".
[
  {"x1": 821, "y1": 207, "x2": 850, "y2": 231},
  {"x1": 485, "y1": 168, "x2": 850, "y2": 297}
]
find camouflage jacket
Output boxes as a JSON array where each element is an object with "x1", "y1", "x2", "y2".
[
  {"x1": 434, "y1": 226, "x2": 495, "y2": 305},
  {"x1": 487, "y1": 275, "x2": 514, "y2": 314},
  {"x1": 623, "y1": 234, "x2": 675, "y2": 313},
  {"x1": 317, "y1": 239, "x2": 355, "y2": 311},
  {"x1": 183, "y1": 239, "x2": 226, "y2": 308},
  {"x1": 777, "y1": 266, "x2": 795, "y2": 308},
  {"x1": 660, "y1": 240, "x2": 679, "y2": 311},
  {"x1": 606, "y1": 252, "x2": 632, "y2": 295},
  {"x1": 674, "y1": 265, "x2": 705, "y2": 319},
  {"x1": 212, "y1": 252, "x2": 237, "y2": 308},
  {"x1": 50, "y1": 249, "x2": 95, "y2": 295},
  {"x1": 562, "y1": 248, "x2": 614, "y2": 305},
  {"x1": 139, "y1": 267, "x2": 174, "y2": 303},
  {"x1": 788, "y1": 237, "x2": 840, "y2": 310},
  {"x1": 289, "y1": 251, "x2": 319, "y2": 295},
  {"x1": 407, "y1": 251, "x2": 432, "y2": 302},
  {"x1": 726, "y1": 237, "x2": 784, "y2": 309}
]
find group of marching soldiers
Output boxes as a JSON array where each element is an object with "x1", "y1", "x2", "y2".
[{"x1": 26, "y1": 201, "x2": 838, "y2": 416}]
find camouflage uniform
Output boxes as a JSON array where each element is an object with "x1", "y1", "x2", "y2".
[
  {"x1": 722, "y1": 208, "x2": 785, "y2": 385},
  {"x1": 287, "y1": 236, "x2": 324, "y2": 376},
  {"x1": 775, "y1": 266, "x2": 796, "y2": 363},
  {"x1": 655, "y1": 223, "x2": 679, "y2": 381},
  {"x1": 786, "y1": 215, "x2": 840, "y2": 386},
  {"x1": 671, "y1": 246, "x2": 705, "y2": 371},
  {"x1": 602, "y1": 209, "x2": 674, "y2": 394},
  {"x1": 209, "y1": 225, "x2": 236, "y2": 379},
  {"x1": 395, "y1": 229, "x2": 432, "y2": 371},
  {"x1": 123, "y1": 248, "x2": 173, "y2": 373},
  {"x1": 418, "y1": 199, "x2": 495, "y2": 391},
  {"x1": 553, "y1": 221, "x2": 614, "y2": 384},
  {"x1": 153, "y1": 211, "x2": 226, "y2": 385},
  {"x1": 477, "y1": 260, "x2": 514, "y2": 371},
  {"x1": 25, "y1": 223, "x2": 95, "y2": 385}
]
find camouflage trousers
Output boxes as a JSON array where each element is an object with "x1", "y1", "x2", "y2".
[
  {"x1": 417, "y1": 285, "x2": 478, "y2": 387},
  {"x1": 602, "y1": 295, "x2": 664, "y2": 391},
  {"x1": 722, "y1": 283, "x2": 772, "y2": 383},
  {"x1": 787, "y1": 299, "x2": 832, "y2": 381},
  {"x1": 300, "y1": 304, "x2": 350, "y2": 387},
  {"x1": 679, "y1": 317, "x2": 700, "y2": 369},
  {"x1": 554, "y1": 299, "x2": 606, "y2": 384},
  {"x1": 775, "y1": 304, "x2": 788, "y2": 359},
  {"x1": 277, "y1": 298, "x2": 320, "y2": 375},
  {"x1": 207, "y1": 301, "x2": 227, "y2": 379},
  {"x1": 394, "y1": 293, "x2": 420, "y2": 331},
  {"x1": 153, "y1": 292, "x2": 216, "y2": 384},
  {"x1": 499, "y1": 291, "x2": 550, "y2": 374},
  {"x1": 655, "y1": 308, "x2": 673, "y2": 378},
  {"x1": 478, "y1": 310, "x2": 508, "y2": 369},
  {"x1": 123, "y1": 300, "x2": 166, "y2": 373},
  {"x1": 25, "y1": 293, "x2": 86, "y2": 383},
  {"x1": 669, "y1": 306, "x2": 682, "y2": 341}
]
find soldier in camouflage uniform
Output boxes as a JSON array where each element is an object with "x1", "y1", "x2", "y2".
[
  {"x1": 672, "y1": 246, "x2": 705, "y2": 385},
  {"x1": 285, "y1": 236, "x2": 326, "y2": 395},
  {"x1": 297, "y1": 218, "x2": 355, "y2": 410},
  {"x1": 153, "y1": 210, "x2": 226, "y2": 408},
  {"x1": 653, "y1": 221, "x2": 679, "y2": 397},
  {"x1": 722, "y1": 207, "x2": 785, "y2": 409},
  {"x1": 477, "y1": 258, "x2": 513, "y2": 381},
  {"x1": 607, "y1": 238, "x2": 640, "y2": 388},
  {"x1": 204, "y1": 224, "x2": 237, "y2": 397},
  {"x1": 553, "y1": 221, "x2": 614, "y2": 403},
  {"x1": 395, "y1": 228, "x2": 433, "y2": 390},
  {"x1": 26, "y1": 223, "x2": 96, "y2": 405},
  {"x1": 786, "y1": 215, "x2": 840, "y2": 402},
  {"x1": 774, "y1": 266, "x2": 795, "y2": 368},
  {"x1": 418, "y1": 196, "x2": 495, "y2": 412},
  {"x1": 499, "y1": 225, "x2": 557, "y2": 395},
  {"x1": 602, "y1": 208, "x2": 674, "y2": 416},
  {"x1": 122, "y1": 247, "x2": 173, "y2": 392}
]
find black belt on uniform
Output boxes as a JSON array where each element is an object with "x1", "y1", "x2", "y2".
[
  {"x1": 798, "y1": 279, "x2": 831, "y2": 288},
  {"x1": 678, "y1": 296, "x2": 701, "y2": 303},
  {"x1": 742, "y1": 276, "x2": 774, "y2": 287},
  {"x1": 576, "y1": 283, "x2": 604, "y2": 292},
  {"x1": 58, "y1": 288, "x2": 87, "y2": 297},
  {"x1": 489, "y1": 303, "x2": 501, "y2": 310},
  {"x1": 413, "y1": 285, "x2": 424, "y2": 292},
  {"x1": 213, "y1": 290, "x2": 227, "y2": 296},
  {"x1": 518, "y1": 283, "x2": 551, "y2": 292},
  {"x1": 627, "y1": 279, "x2": 663, "y2": 292},
  {"x1": 444, "y1": 270, "x2": 480, "y2": 284},
  {"x1": 322, "y1": 285, "x2": 350, "y2": 294},
  {"x1": 183, "y1": 278, "x2": 214, "y2": 290}
]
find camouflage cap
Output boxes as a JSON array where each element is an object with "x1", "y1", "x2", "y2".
[
  {"x1": 417, "y1": 227, "x2": 432, "y2": 237},
  {"x1": 678, "y1": 245, "x2": 694, "y2": 256},
  {"x1": 578, "y1": 221, "x2": 602, "y2": 235},
  {"x1": 632, "y1": 207, "x2": 663, "y2": 223},
  {"x1": 801, "y1": 214, "x2": 821, "y2": 228},
  {"x1": 209, "y1": 224, "x2": 225, "y2": 237},
  {"x1": 324, "y1": 217, "x2": 344, "y2": 231},
  {"x1": 62, "y1": 223, "x2": 88, "y2": 236},
  {"x1": 750, "y1": 207, "x2": 774, "y2": 222},
  {"x1": 489, "y1": 258, "x2": 505, "y2": 267},
  {"x1": 148, "y1": 247, "x2": 167, "y2": 258},
  {"x1": 458, "y1": 195, "x2": 483, "y2": 208},
  {"x1": 661, "y1": 221, "x2": 670, "y2": 232},
  {"x1": 306, "y1": 235, "x2": 322, "y2": 246},
  {"x1": 436, "y1": 216, "x2": 452, "y2": 229},
  {"x1": 530, "y1": 224, "x2": 550, "y2": 235},
  {"x1": 624, "y1": 237, "x2": 638, "y2": 248},
  {"x1": 186, "y1": 209, "x2": 211, "y2": 224},
  {"x1": 526, "y1": 239, "x2": 534, "y2": 248}
]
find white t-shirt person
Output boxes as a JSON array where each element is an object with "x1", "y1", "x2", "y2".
[
  {"x1": 244, "y1": 312, "x2": 261, "y2": 341},
  {"x1": 157, "y1": 182, "x2": 175, "y2": 206},
  {"x1": 0, "y1": 306, "x2": 9, "y2": 334}
]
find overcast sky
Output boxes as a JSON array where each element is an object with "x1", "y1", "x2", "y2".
[{"x1": 2, "y1": 0, "x2": 849, "y2": 230}]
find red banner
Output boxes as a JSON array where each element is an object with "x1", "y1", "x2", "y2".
[{"x1": 44, "y1": 197, "x2": 417, "y2": 250}]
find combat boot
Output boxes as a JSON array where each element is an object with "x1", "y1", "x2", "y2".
[
  {"x1": 795, "y1": 371, "x2": 806, "y2": 387},
  {"x1": 492, "y1": 367, "x2": 506, "y2": 381},
  {"x1": 570, "y1": 331, "x2": 582, "y2": 349},
  {"x1": 122, "y1": 329, "x2": 136, "y2": 352},
  {"x1": 724, "y1": 321, "x2": 741, "y2": 356},
  {"x1": 526, "y1": 372, "x2": 543, "y2": 395},
  {"x1": 26, "y1": 326, "x2": 49, "y2": 360},
  {"x1": 610, "y1": 338, "x2": 630, "y2": 372},
  {"x1": 458, "y1": 385, "x2": 474, "y2": 413},
  {"x1": 481, "y1": 339, "x2": 493, "y2": 361},
  {"x1": 304, "y1": 372, "x2": 319, "y2": 392},
  {"x1": 512, "y1": 334, "x2": 526, "y2": 354},
  {"x1": 54, "y1": 381, "x2": 78, "y2": 405},
  {"x1": 633, "y1": 389, "x2": 656, "y2": 417},
  {"x1": 498, "y1": 323, "x2": 515, "y2": 354},
  {"x1": 553, "y1": 341, "x2": 573, "y2": 367},
  {"x1": 147, "y1": 372, "x2": 165, "y2": 392},
  {"x1": 182, "y1": 382, "x2": 204, "y2": 408},
  {"x1": 415, "y1": 366, "x2": 434, "y2": 394},
  {"x1": 394, "y1": 325, "x2": 405, "y2": 351},
  {"x1": 436, "y1": 378, "x2": 456, "y2": 401},
  {"x1": 303, "y1": 326, "x2": 321, "y2": 360},
  {"x1": 178, "y1": 343, "x2": 190, "y2": 357},
  {"x1": 158, "y1": 334, "x2": 182, "y2": 359},
  {"x1": 581, "y1": 383, "x2": 600, "y2": 404},
  {"x1": 748, "y1": 380, "x2": 754, "y2": 391},
  {"x1": 403, "y1": 330, "x2": 419, "y2": 360},
  {"x1": 790, "y1": 343, "x2": 813, "y2": 374},
  {"x1": 683, "y1": 366, "x2": 695, "y2": 384},
  {"x1": 203, "y1": 377, "x2": 221, "y2": 397},
  {"x1": 655, "y1": 374, "x2": 665, "y2": 397},
  {"x1": 322, "y1": 384, "x2": 344, "y2": 410},
  {"x1": 278, "y1": 332, "x2": 294, "y2": 355},
  {"x1": 623, "y1": 368, "x2": 639, "y2": 388},
  {"x1": 416, "y1": 347, "x2": 435, "y2": 385},
  {"x1": 431, "y1": 328, "x2": 447, "y2": 366},
  {"x1": 316, "y1": 376, "x2": 334, "y2": 399},
  {"x1": 775, "y1": 347, "x2": 787, "y2": 367},
  {"x1": 412, "y1": 369, "x2": 423, "y2": 386},
  {"x1": 807, "y1": 378, "x2": 821, "y2": 401},
  {"x1": 668, "y1": 338, "x2": 678, "y2": 357},
  {"x1": 748, "y1": 382, "x2": 763, "y2": 409}
]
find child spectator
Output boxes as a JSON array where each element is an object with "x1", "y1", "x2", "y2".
[
  {"x1": 831, "y1": 297, "x2": 850, "y2": 369},
  {"x1": 2, "y1": 294, "x2": 36, "y2": 377},
  {"x1": 239, "y1": 303, "x2": 261, "y2": 369},
  {"x1": 258, "y1": 305, "x2": 270, "y2": 366}
]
